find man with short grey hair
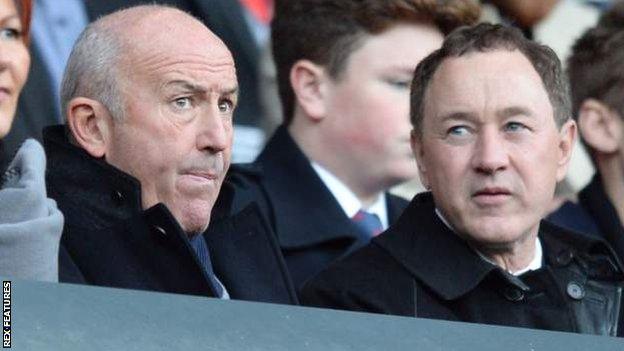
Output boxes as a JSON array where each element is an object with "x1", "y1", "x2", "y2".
[
  {"x1": 43, "y1": 5, "x2": 296, "y2": 303},
  {"x1": 303, "y1": 23, "x2": 624, "y2": 336}
]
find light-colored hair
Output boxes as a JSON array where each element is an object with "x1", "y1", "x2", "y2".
[{"x1": 60, "y1": 18, "x2": 124, "y2": 122}]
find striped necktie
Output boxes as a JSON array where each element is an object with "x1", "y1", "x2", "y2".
[
  {"x1": 189, "y1": 234, "x2": 229, "y2": 299},
  {"x1": 352, "y1": 210, "x2": 383, "y2": 238}
]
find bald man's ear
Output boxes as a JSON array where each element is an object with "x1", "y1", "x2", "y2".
[
  {"x1": 578, "y1": 99, "x2": 622, "y2": 154},
  {"x1": 410, "y1": 129, "x2": 430, "y2": 189},
  {"x1": 290, "y1": 60, "x2": 328, "y2": 122},
  {"x1": 66, "y1": 97, "x2": 114, "y2": 158}
]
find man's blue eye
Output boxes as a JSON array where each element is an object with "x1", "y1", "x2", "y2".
[
  {"x1": 505, "y1": 122, "x2": 526, "y2": 132},
  {"x1": 448, "y1": 126, "x2": 469, "y2": 136},
  {"x1": 173, "y1": 97, "x2": 192, "y2": 109}
]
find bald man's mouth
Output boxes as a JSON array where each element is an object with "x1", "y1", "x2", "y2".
[
  {"x1": 182, "y1": 170, "x2": 219, "y2": 183},
  {"x1": 472, "y1": 187, "x2": 512, "y2": 206}
]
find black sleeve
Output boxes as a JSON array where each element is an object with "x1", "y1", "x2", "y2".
[{"x1": 58, "y1": 244, "x2": 87, "y2": 284}]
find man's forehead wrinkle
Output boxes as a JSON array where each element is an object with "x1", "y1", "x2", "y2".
[
  {"x1": 139, "y1": 53, "x2": 234, "y2": 72},
  {"x1": 161, "y1": 79, "x2": 238, "y2": 95},
  {"x1": 497, "y1": 106, "x2": 534, "y2": 119},
  {"x1": 107, "y1": 6, "x2": 230, "y2": 60},
  {"x1": 439, "y1": 111, "x2": 475, "y2": 123}
]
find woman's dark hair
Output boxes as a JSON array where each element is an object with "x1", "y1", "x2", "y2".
[{"x1": 14, "y1": 0, "x2": 32, "y2": 44}]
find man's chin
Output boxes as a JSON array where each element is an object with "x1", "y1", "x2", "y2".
[
  {"x1": 181, "y1": 220, "x2": 210, "y2": 237},
  {"x1": 176, "y1": 204, "x2": 213, "y2": 237},
  {"x1": 459, "y1": 220, "x2": 534, "y2": 250}
]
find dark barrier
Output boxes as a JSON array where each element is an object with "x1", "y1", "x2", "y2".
[{"x1": 6, "y1": 279, "x2": 624, "y2": 350}]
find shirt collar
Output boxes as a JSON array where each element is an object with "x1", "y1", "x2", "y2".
[
  {"x1": 311, "y1": 161, "x2": 388, "y2": 228},
  {"x1": 434, "y1": 207, "x2": 543, "y2": 275}
]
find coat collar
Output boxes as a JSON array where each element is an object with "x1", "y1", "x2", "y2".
[
  {"x1": 254, "y1": 126, "x2": 366, "y2": 248},
  {"x1": 43, "y1": 125, "x2": 144, "y2": 225},
  {"x1": 373, "y1": 192, "x2": 502, "y2": 300},
  {"x1": 373, "y1": 192, "x2": 624, "y2": 300}
]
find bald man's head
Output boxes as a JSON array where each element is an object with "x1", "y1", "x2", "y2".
[
  {"x1": 61, "y1": 5, "x2": 233, "y2": 122},
  {"x1": 102, "y1": 5, "x2": 229, "y2": 59},
  {"x1": 61, "y1": 5, "x2": 238, "y2": 235}
]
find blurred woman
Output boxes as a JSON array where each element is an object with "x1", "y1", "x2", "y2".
[{"x1": 0, "y1": 0, "x2": 63, "y2": 281}]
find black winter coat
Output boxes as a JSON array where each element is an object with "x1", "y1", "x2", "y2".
[
  {"x1": 228, "y1": 126, "x2": 408, "y2": 292},
  {"x1": 302, "y1": 193, "x2": 624, "y2": 336},
  {"x1": 43, "y1": 126, "x2": 297, "y2": 304}
]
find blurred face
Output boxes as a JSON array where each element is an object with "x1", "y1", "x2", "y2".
[
  {"x1": 0, "y1": 0, "x2": 30, "y2": 138},
  {"x1": 322, "y1": 23, "x2": 443, "y2": 192},
  {"x1": 105, "y1": 15, "x2": 237, "y2": 235},
  {"x1": 412, "y1": 50, "x2": 575, "y2": 250}
]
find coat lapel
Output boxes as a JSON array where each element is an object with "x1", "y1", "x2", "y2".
[
  {"x1": 256, "y1": 127, "x2": 364, "y2": 249},
  {"x1": 205, "y1": 202, "x2": 298, "y2": 303},
  {"x1": 374, "y1": 193, "x2": 497, "y2": 301}
]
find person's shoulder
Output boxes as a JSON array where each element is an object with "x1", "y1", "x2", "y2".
[
  {"x1": 315, "y1": 241, "x2": 398, "y2": 281},
  {"x1": 546, "y1": 200, "x2": 600, "y2": 237},
  {"x1": 224, "y1": 162, "x2": 269, "y2": 212},
  {"x1": 300, "y1": 241, "x2": 411, "y2": 313}
]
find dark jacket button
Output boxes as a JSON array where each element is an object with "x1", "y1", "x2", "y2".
[
  {"x1": 566, "y1": 282, "x2": 585, "y2": 300},
  {"x1": 112, "y1": 190, "x2": 124, "y2": 205},
  {"x1": 153, "y1": 225, "x2": 167, "y2": 236},
  {"x1": 503, "y1": 287, "x2": 524, "y2": 302},
  {"x1": 555, "y1": 250, "x2": 574, "y2": 266}
]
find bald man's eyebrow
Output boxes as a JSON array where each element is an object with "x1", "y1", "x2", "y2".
[
  {"x1": 164, "y1": 80, "x2": 206, "y2": 94},
  {"x1": 164, "y1": 80, "x2": 238, "y2": 97},
  {"x1": 222, "y1": 86, "x2": 239, "y2": 96}
]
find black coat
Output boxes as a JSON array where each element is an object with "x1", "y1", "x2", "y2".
[
  {"x1": 43, "y1": 126, "x2": 297, "y2": 304},
  {"x1": 302, "y1": 192, "x2": 624, "y2": 336},
  {"x1": 548, "y1": 174, "x2": 624, "y2": 264},
  {"x1": 229, "y1": 126, "x2": 409, "y2": 292}
]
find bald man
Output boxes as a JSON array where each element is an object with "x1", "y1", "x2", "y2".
[{"x1": 43, "y1": 5, "x2": 296, "y2": 303}]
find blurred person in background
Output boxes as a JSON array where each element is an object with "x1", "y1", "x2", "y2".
[
  {"x1": 548, "y1": 2, "x2": 624, "y2": 262},
  {"x1": 229, "y1": 0, "x2": 481, "y2": 293},
  {"x1": 484, "y1": 0, "x2": 560, "y2": 38},
  {"x1": 0, "y1": 0, "x2": 63, "y2": 282}
]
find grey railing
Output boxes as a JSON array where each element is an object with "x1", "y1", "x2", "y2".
[{"x1": 5, "y1": 279, "x2": 624, "y2": 350}]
